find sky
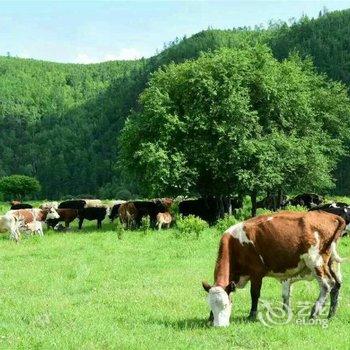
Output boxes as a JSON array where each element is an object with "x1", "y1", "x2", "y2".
[{"x1": 1, "y1": 0, "x2": 350, "y2": 64}]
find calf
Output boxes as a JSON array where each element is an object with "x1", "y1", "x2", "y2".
[
  {"x1": 109, "y1": 201, "x2": 125, "y2": 222},
  {"x1": 22, "y1": 221, "x2": 44, "y2": 236},
  {"x1": 46, "y1": 208, "x2": 78, "y2": 229},
  {"x1": 78, "y1": 207, "x2": 107, "y2": 229},
  {"x1": 156, "y1": 212, "x2": 172, "y2": 230},
  {"x1": 202, "y1": 211, "x2": 344, "y2": 326}
]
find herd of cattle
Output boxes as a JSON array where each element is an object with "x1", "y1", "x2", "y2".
[{"x1": 0, "y1": 193, "x2": 349, "y2": 242}]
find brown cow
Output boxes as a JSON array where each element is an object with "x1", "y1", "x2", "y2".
[
  {"x1": 156, "y1": 212, "x2": 172, "y2": 230},
  {"x1": 46, "y1": 208, "x2": 78, "y2": 229},
  {"x1": 118, "y1": 202, "x2": 137, "y2": 229},
  {"x1": 202, "y1": 211, "x2": 345, "y2": 326}
]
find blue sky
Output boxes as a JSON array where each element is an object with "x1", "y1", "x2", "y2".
[{"x1": 1, "y1": 1, "x2": 350, "y2": 63}]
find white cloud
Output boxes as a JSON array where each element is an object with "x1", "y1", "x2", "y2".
[{"x1": 75, "y1": 48, "x2": 143, "y2": 64}]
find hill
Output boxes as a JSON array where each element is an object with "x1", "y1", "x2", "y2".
[{"x1": 1, "y1": 8, "x2": 350, "y2": 198}]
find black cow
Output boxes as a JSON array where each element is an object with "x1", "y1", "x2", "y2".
[
  {"x1": 58, "y1": 200, "x2": 86, "y2": 210},
  {"x1": 286, "y1": 193, "x2": 323, "y2": 209},
  {"x1": 78, "y1": 207, "x2": 107, "y2": 229},
  {"x1": 179, "y1": 197, "x2": 241, "y2": 225},
  {"x1": 132, "y1": 200, "x2": 168, "y2": 227},
  {"x1": 109, "y1": 203, "x2": 122, "y2": 222},
  {"x1": 309, "y1": 202, "x2": 350, "y2": 236},
  {"x1": 10, "y1": 203, "x2": 33, "y2": 210}
]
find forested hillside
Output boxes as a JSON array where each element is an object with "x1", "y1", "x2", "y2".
[{"x1": 1, "y1": 8, "x2": 350, "y2": 198}]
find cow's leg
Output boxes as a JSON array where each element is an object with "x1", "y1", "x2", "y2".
[
  {"x1": 248, "y1": 276, "x2": 262, "y2": 320},
  {"x1": 158, "y1": 222, "x2": 161, "y2": 231},
  {"x1": 97, "y1": 220, "x2": 102, "y2": 229},
  {"x1": 167, "y1": 223, "x2": 170, "y2": 229},
  {"x1": 310, "y1": 267, "x2": 332, "y2": 318},
  {"x1": 328, "y1": 261, "x2": 342, "y2": 318},
  {"x1": 281, "y1": 279, "x2": 292, "y2": 312},
  {"x1": 78, "y1": 217, "x2": 84, "y2": 230}
]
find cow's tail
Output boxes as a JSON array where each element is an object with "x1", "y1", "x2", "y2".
[{"x1": 330, "y1": 217, "x2": 347, "y2": 263}]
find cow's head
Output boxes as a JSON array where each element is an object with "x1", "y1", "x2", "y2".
[
  {"x1": 46, "y1": 207, "x2": 60, "y2": 220},
  {"x1": 202, "y1": 281, "x2": 235, "y2": 327}
]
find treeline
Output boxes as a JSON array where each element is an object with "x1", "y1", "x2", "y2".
[{"x1": 1, "y1": 8, "x2": 350, "y2": 198}]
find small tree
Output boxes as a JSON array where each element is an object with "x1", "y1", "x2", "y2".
[{"x1": 0, "y1": 175, "x2": 41, "y2": 199}]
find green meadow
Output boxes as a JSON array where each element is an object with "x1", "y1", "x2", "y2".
[{"x1": 0, "y1": 203, "x2": 349, "y2": 349}]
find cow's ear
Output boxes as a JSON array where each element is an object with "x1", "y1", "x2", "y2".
[
  {"x1": 202, "y1": 281, "x2": 212, "y2": 292},
  {"x1": 225, "y1": 281, "x2": 236, "y2": 294}
]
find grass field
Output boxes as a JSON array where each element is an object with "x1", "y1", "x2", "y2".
[{"x1": 0, "y1": 204, "x2": 349, "y2": 349}]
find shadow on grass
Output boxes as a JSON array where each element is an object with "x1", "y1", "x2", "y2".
[{"x1": 152, "y1": 315, "x2": 252, "y2": 330}]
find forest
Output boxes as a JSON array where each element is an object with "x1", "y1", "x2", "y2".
[{"x1": 1, "y1": 8, "x2": 350, "y2": 199}]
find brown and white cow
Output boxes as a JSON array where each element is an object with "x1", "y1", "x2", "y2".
[
  {"x1": 202, "y1": 211, "x2": 345, "y2": 327},
  {"x1": 4, "y1": 208, "x2": 59, "y2": 241}
]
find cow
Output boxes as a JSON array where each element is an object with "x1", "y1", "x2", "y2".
[
  {"x1": 118, "y1": 202, "x2": 137, "y2": 229},
  {"x1": 108, "y1": 200, "x2": 126, "y2": 222},
  {"x1": 10, "y1": 203, "x2": 33, "y2": 210},
  {"x1": 156, "y1": 212, "x2": 172, "y2": 230},
  {"x1": 46, "y1": 208, "x2": 78, "y2": 229},
  {"x1": 132, "y1": 200, "x2": 168, "y2": 227},
  {"x1": 40, "y1": 201, "x2": 59, "y2": 210},
  {"x1": 286, "y1": 193, "x2": 323, "y2": 209},
  {"x1": 58, "y1": 200, "x2": 86, "y2": 210},
  {"x1": 4, "y1": 208, "x2": 60, "y2": 241},
  {"x1": 309, "y1": 202, "x2": 350, "y2": 236},
  {"x1": 77, "y1": 207, "x2": 107, "y2": 229},
  {"x1": 202, "y1": 211, "x2": 344, "y2": 327}
]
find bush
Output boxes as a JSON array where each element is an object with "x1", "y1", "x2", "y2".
[
  {"x1": 215, "y1": 215, "x2": 239, "y2": 233},
  {"x1": 282, "y1": 204, "x2": 307, "y2": 212},
  {"x1": 175, "y1": 215, "x2": 209, "y2": 239},
  {"x1": 114, "y1": 219, "x2": 124, "y2": 240},
  {"x1": 0, "y1": 175, "x2": 41, "y2": 200},
  {"x1": 141, "y1": 215, "x2": 151, "y2": 235}
]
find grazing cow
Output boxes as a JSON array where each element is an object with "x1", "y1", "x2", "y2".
[
  {"x1": 58, "y1": 200, "x2": 86, "y2": 210},
  {"x1": 156, "y1": 212, "x2": 172, "y2": 230},
  {"x1": 40, "y1": 201, "x2": 59, "y2": 210},
  {"x1": 310, "y1": 202, "x2": 350, "y2": 235},
  {"x1": 286, "y1": 193, "x2": 323, "y2": 209},
  {"x1": 118, "y1": 202, "x2": 138, "y2": 229},
  {"x1": 46, "y1": 208, "x2": 78, "y2": 229},
  {"x1": 4, "y1": 208, "x2": 60, "y2": 241},
  {"x1": 77, "y1": 207, "x2": 107, "y2": 229},
  {"x1": 10, "y1": 203, "x2": 33, "y2": 210},
  {"x1": 202, "y1": 211, "x2": 344, "y2": 327}
]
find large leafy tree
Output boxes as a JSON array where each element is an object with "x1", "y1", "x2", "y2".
[{"x1": 119, "y1": 45, "x2": 350, "y2": 214}]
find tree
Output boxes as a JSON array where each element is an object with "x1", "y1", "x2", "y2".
[
  {"x1": 119, "y1": 45, "x2": 350, "y2": 215},
  {"x1": 0, "y1": 175, "x2": 41, "y2": 199}
]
